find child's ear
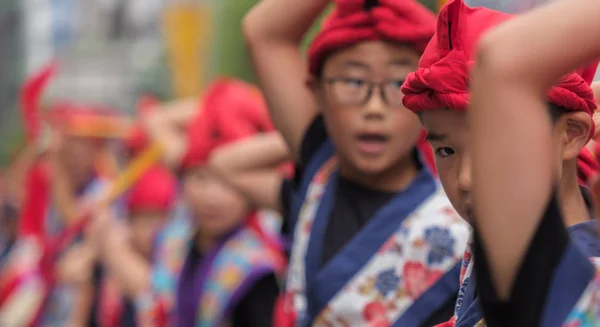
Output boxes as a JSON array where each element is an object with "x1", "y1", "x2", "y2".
[{"x1": 560, "y1": 112, "x2": 593, "y2": 161}]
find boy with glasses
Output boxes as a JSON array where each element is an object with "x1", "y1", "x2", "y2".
[{"x1": 243, "y1": 0, "x2": 470, "y2": 325}]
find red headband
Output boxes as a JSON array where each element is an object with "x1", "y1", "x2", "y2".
[
  {"x1": 127, "y1": 165, "x2": 177, "y2": 212},
  {"x1": 577, "y1": 147, "x2": 600, "y2": 186},
  {"x1": 45, "y1": 103, "x2": 129, "y2": 139},
  {"x1": 181, "y1": 79, "x2": 275, "y2": 170},
  {"x1": 307, "y1": 0, "x2": 436, "y2": 76},
  {"x1": 402, "y1": 0, "x2": 597, "y2": 124}
]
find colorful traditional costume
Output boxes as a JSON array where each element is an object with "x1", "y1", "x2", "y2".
[
  {"x1": 95, "y1": 165, "x2": 177, "y2": 327},
  {"x1": 0, "y1": 63, "x2": 128, "y2": 326},
  {"x1": 136, "y1": 79, "x2": 286, "y2": 327},
  {"x1": 401, "y1": 1, "x2": 600, "y2": 326},
  {"x1": 280, "y1": 1, "x2": 471, "y2": 326}
]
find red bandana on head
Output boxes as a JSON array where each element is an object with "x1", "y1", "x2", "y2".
[
  {"x1": 577, "y1": 147, "x2": 600, "y2": 186},
  {"x1": 181, "y1": 78, "x2": 275, "y2": 170},
  {"x1": 307, "y1": 0, "x2": 436, "y2": 76},
  {"x1": 402, "y1": 0, "x2": 597, "y2": 119},
  {"x1": 45, "y1": 103, "x2": 127, "y2": 139},
  {"x1": 20, "y1": 62, "x2": 129, "y2": 141},
  {"x1": 126, "y1": 165, "x2": 177, "y2": 213},
  {"x1": 401, "y1": 0, "x2": 599, "y2": 185},
  {"x1": 307, "y1": 0, "x2": 438, "y2": 172}
]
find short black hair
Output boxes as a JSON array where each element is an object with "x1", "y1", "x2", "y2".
[
  {"x1": 548, "y1": 103, "x2": 570, "y2": 123},
  {"x1": 414, "y1": 103, "x2": 569, "y2": 122},
  {"x1": 364, "y1": 0, "x2": 379, "y2": 11}
]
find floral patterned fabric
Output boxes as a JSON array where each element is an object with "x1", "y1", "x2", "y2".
[
  {"x1": 137, "y1": 206, "x2": 284, "y2": 327},
  {"x1": 40, "y1": 178, "x2": 114, "y2": 327},
  {"x1": 284, "y1": 157, "x2": 470, "y2": 327},
  {"x1": 453, "y1": 221, "x2": 600, "y2": 327},
  {"x1": 0, "y1": 177, "x2": 112, "y2": 327},
  {"x1": 564, "y1": 267, "x2": 600, "y2": 326}
]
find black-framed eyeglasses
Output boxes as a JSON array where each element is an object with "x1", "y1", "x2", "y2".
[{"x1": 323, "y1": 77, "x2": 406, "y2": 107}]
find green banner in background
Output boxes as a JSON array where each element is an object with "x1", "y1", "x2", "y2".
[
  {"x1": 209, "y1": 0, "x2": 437, "y2": 84},
  {"x1": 209, "y1": 0, "x2": 257, "y2": 83}
]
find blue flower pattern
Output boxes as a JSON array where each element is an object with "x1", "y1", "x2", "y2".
[
  {"x1": 375, "y1": 268, "x2": 400, "y2": 297},
  {"x1": 424, "y1": 227, "x2": 456, "y2": 265}
]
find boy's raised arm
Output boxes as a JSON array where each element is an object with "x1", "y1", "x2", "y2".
[
  {"x1": 470, "y1": 0, "x2": 600, "y2": 300},
  {"x1": 209, "y1": 132, "x2": 291, "y2": 212},
  {"x1": 144, "y1": 97, "x2": 199, "y2": 168},
  {"x1": 243, "y1": 0, "x2": 330, "y2": 162}
]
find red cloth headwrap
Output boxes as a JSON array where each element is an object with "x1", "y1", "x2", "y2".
[
  {"x1": 181, "y1": 79, "x2": 275, "y2": 170},
  {"x1": 45, "y1": 103, "x2": 128, "y2": 139},
  {"x1": 577, "y1": 147, "x2": 600, "y2": 186},
  {"x1": 126, "y1": 165, "x2": 177, "y2": 212},
  {"x1": 307, "y1": 0, "x2": 436, "y2": 76},
  {"x1": 20, "y1": 62, "x2": 57, "y2": 142},
  {"x1": 402, "y1": 0, "x2": 597, "y2": 127}
]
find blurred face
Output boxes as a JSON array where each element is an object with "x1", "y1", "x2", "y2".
[
  {"x1": 129, "y1": 209, "x2": 165, "y2": 257},
  {"x1": 59, "y1": 136, "x2": 97, "y2": 189},
  {"x1": 420, "y1": 110, "x2": 473, "y2": 222},
  {"x1": 182, "y1": 167, "x2": 249, "y2": 238},
  {"x1": 314, "y1": 41, "x2": 423, "y2": 176}
]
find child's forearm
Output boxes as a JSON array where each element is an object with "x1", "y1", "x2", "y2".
[
  {"x1": 209, "y1": 132, "x2": 290, "y2": 212},
  {"x1": 50, "y1": 159, "x2": 79, "y2": 226},
  {"x1": 210, "y1": 132, "x2": 290, "y2": 173},
  {"x1": 243, "y1": 0, "x2": 329, "y2": 162},
  {"x1": 475, "y1": 0, "x2": 600, "y2": 92},
  {"x1": 243, "y1": 0, "x2": 330, "y2": 46},
  {"x1": 66, "y1": 282, "x2": 94, "y2": 327},
  {"x1": 467, "y1": 0, "x2": 597, "y2": 297},
  {"x1": 144, "y1": 98, "x2": 199, "y2": 168},
  {"x1": 92, "y1": 215, "x2": 152, "y2": 299},
  {"x1": 101, "y1": 235, "x2": 151, "y2": 299},
  {"x1": 4, "y1": 144, "x2": 38, "y2": 208}
]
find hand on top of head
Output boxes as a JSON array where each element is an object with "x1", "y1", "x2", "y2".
[
  {"x1": 308, "y1": 0, "x2": 436, "y2": 76},
  {"x1": 182, "y1": 79, "x2": 274, "y2": 170}
]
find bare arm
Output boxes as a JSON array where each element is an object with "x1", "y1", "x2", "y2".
[
  {"x1": 66, "y1": 282, "x2": 94, "y2": 327},
  {"x1": 46, "y1": 130, "x2": 79, "y2": 226},
  {"x1": 209, "y1": 132, "x2": 291, "y2": 212},
  {"x1": 144, "y1": 97, "x2": 200, "y2": 168},
  {"x1": 4, "y1": 144, "x2": 38, "y2": 209},
  {"x1": 243, "y1": 0, "x2": 330, "y2": 162},
  {"x1": 470, "y1": 0, "x2": 600, "y2": 299},
  {"x1": 91, "y1": 211, "x2": 151, "y2": 299}
]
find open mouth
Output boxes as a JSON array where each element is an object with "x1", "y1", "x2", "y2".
[{"x1": 356, "y1": 133, "x2": 390, "y2": 156}]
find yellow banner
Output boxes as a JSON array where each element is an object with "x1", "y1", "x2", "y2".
[
  {"x1": 100, "y1": 142, "x2": 164, "y2": 207},
  {"x1": 162, "y1": 2, "x2": 213, "y2": 98},
  {"x1": 438, "y1": 0, "x2": 449, "y2": 11}
]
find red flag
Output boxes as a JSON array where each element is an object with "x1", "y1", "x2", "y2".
[{"x1": 20, "y1": 62, "x2": 57, "y2": 142}]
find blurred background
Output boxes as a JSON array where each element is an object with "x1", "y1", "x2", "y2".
[{"x1": 0, "y1": 0, "x2": 590, "y2": 165}]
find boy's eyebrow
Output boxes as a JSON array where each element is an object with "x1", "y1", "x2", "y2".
[
  {"x1": 343, "y1": 60, "x2": 370, "y2": 69},
  {"x1": 388, "y1": 58, "x2": 414, "y2": 66},
  {"x1": 425, "y1": 133, "x2": 447, "y2": 141}
]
